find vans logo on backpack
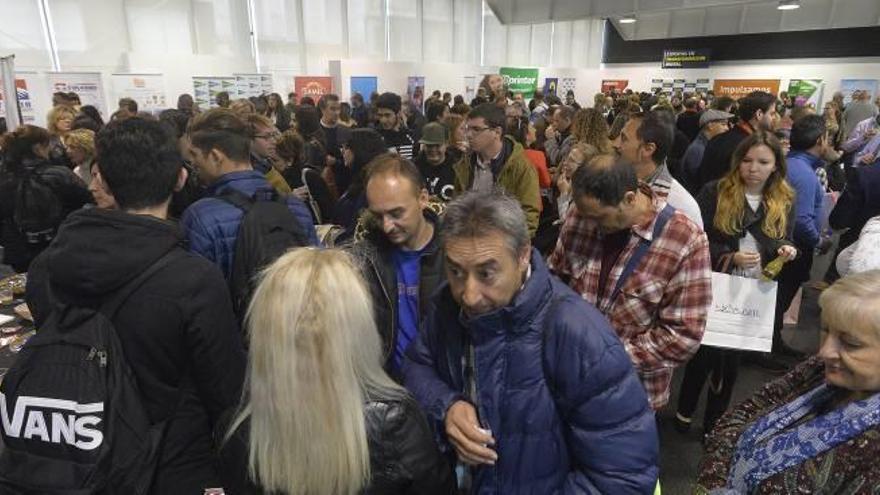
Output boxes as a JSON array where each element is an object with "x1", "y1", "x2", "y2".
[{"x1": 0, "y1": 392, "x2": 104, "y2": 450}]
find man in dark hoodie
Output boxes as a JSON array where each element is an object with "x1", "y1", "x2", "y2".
[
  {"x1": 373, "y1": 92, "x2": 416, "y2": 160},
  {"x1": 25, "y1": 117, "x2": 246, "y2": 493}
]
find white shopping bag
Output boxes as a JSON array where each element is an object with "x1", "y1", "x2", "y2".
[{"x1": 701, "y1": 273, "x2": 777, "y2": 352}]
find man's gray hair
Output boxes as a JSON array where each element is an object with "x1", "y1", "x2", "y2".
[{"x1": 440, "y1": 189, "x2": 529, "y2": 256}]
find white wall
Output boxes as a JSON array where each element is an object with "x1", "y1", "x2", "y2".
[{"x1": 329, "y1": 56, "x2": 880, "y2": 108}]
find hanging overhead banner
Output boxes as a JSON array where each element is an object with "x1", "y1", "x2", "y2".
[
  {"x1": 662, "y1": 49, "x2": 711, "y2": 69},
  {"x1": 713, "y1": 79, "x2": 781, "y2": 99},
  {"x1": 602, "y1": 80, "x2": 629, "y2": 93},
  {"x1": 500, "y1": 67, "x2": 539, "y2": 98},
  {"x1": 350, "y1": 76, "x2": 378, "y2": 103},
  {"x1": 111, "y1": 74, "x2": 166, "y2": 113},
  {"x1": 295, "y1": 76, "x2": 333, "y2": 100},
  {"x1": 46, "y1": 72, "x2": 107, "y2": 116},
  {"x1": 840, "y1": 79, "x2": 879, "y2": 105},
  {"x1": 787, "y1": 79, "x2": 823, "y2": 108}
]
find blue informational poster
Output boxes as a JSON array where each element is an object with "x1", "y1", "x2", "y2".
[
  {"x1": 840, "y1": 79, "x2": 879, "y2": 105},
  {"x1": 350, "y1": 76, "x2": 378, "y2": 103}
]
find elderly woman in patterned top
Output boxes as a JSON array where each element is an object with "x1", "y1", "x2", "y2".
[{"x1": 696, "y1": 269, "x2": 880, "y2": 494}]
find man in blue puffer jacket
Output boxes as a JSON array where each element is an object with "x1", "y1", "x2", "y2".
[
  {"x1": 404, "y1": 190, "x2": 658, "y2": 494},
  {"x1": 181, "y1": 109, "x2": 318, "y2": 280}
]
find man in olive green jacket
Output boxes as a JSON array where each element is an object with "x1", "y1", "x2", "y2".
[{"x1": 452, "y1": 103, "x2": 540, "y2": 235}]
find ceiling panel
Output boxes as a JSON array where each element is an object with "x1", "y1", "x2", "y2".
[
  {"x1": 740, "y1": 2, "x2": 782, "y2": 34},
  {"x1": 668, "y1": 8, "x2": 707, "y2": 37},
  {"x1": 635, "y1": 11, "x2": 672, "y2": 38},
  {"x1": 703, "y1": 4, "x2": 743, "y2": 36},
  {"x1": 488, "y1": 0, "x2": 878, "y2": 40}
]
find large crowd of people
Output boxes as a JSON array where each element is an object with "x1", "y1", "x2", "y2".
[{"x1": 1, "y1": 79, "x2": 880, "y2": 494}]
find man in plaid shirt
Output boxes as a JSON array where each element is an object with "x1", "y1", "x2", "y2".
[{"x1": 548, "y1": 155, "x2": 711, "y2": 410}]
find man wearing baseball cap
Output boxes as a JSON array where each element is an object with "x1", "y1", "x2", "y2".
[
  {"x1": 414, "y1": 122, "x2": 458, "y2": 202},
  {"x1": 681, "y1": 108, "x2": 734, "y2": 194}
]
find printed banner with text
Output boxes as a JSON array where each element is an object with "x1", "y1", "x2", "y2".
[
  {"x1": 112, "y1": 74, "x2": 166, "y2": 113},
  {"x1": 662, "y1": 49, "x2": 711, "y2": 69},
  {"x1": 787, "y1": 79, "x2": 823, "y2": 108},
  {"x1": 500, "y1": 67, "x2": 539, "y2": 98},
  {"x1": 46, "y1": 72, "x2": 107, "y2": 116},
  {"x1": 713, "y1": 79, "x2": 780, "y2": 99},
  {"x1": 543, "y1": 78, "x2": 558, "y2": 96},
  {"x1": 0, "y1": 77, "x2": 35, "y2": 124},
  {"x1": 601, "y1": 80, "x2": 629, "y2": 93},
  {"x1": 295, "y1": 76, "x2": 333, "y2": 100},
  {"x1": 650, "y1": 78, "x2": 711, "y2": 95}
]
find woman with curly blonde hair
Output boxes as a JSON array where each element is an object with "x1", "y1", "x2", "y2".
[
  {"x1": 46, "y1": 105, "x2": 77, "y2": 168},
  {"x1": 61, "y1": 128, "x2": 95, "y2": 185},
  {"x1": 570, "y1": 107, "x2": 613, "y2": 154}
]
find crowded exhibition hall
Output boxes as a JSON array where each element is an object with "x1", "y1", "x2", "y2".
[{"x1": 2, "y1": 0, "x2": 880, "y2": 493}]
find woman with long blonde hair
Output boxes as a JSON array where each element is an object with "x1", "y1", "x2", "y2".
[
  {"x1": 675, "y1": 131, "x2": 798, "y2": 438},
  {"x1": 222, "y1": 248, "x2": 454, "y2": 495}
]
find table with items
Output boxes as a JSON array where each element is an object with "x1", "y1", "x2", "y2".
[{"x1": 0, "y1": 274, "x2": 36, "y2": 383}]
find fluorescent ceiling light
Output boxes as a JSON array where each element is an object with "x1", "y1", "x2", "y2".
[
  {"x1": 777, "y1": 0, "x2": 800, "y2": 10},
  {"x1": 619, "y1": 15, "x2": 637, "y2": 24}
]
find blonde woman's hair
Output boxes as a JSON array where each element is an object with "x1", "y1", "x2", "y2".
[
  {"x1": 62, "y1": 128, "x2": 95, "y2": 157},
  {"x1": 229, "y1": 248, "x2": 404, "y2": 495},
  {"x1": 714, "y1": 132, "x2": 794, "y2": 239},
  {"x1": 46, "y1": 105, "x2": 76, "y2": 135},
  {"x1": 819, "y1": 270, "x2": 880, "y2": 337},
  {"x1": 230, "y1": 98, "x2": 257, "y2": 117}
]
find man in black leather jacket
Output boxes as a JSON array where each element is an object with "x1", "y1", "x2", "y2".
[{"x1": 348, "y1": 155, "x2": 445, "y2": 377}]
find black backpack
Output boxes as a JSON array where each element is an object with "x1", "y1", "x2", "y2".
[
  {"x1": 219, "y1": 189, "x2": 310, "y2": 319},
  {"x1": 0, "y1": 251, "x2": 179, "y2": 494},
  {"x1": 13, "y1": 167, "x2": 64, "y2": 246}
]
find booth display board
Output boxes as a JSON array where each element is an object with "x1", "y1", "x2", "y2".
[
  {"x1": 650, "y1": 78, "x2": 710, "y2": 95},
  {"x1": 787, "y1": 79, "x2": 823, "y2": 108},
  {"x1": 350, "y1": 76, "x2": 378, "y2": 103},
  {"x1": 0, "y1": 77, "x2": 36, "y2": 124},
  {"x1": 111, "y1": 74, "x2": 166, "y2": 113},
  {"x1": 500, "y1": 67, "x2": 539, "y2": 98},
  {"x1": 46, "y1": 72, "x2": 107, "y2": 116},
  {"x1": 235, "y1": 74, "x2": 273, "y2": 99},
  {"x1": 543, "y1": 78, "x2": 558, "y2": 95},
  {"x1": 662, "y1": 49, "x2": 711, "y2": 69},
  {"x1": 560, "y1": 77, "x2": 576, "y2": 96},
  {"x1": 602, "y1": 80, "x2": 629, "y2": 93},
  {"x1": 406, "y1": 76, "x2": 425, "y2": 109},
  {"x1": 463, "y1": 76, "x2": 476, "y2": 102},
  {"x1": 840, "y1": 79, "x2": 879, "y2": 105},
  {"x1": 192, "y1": 76, "x2": 235, "y2": 109},
  {"x1": 295, "y1": 76, "x2": 333, "y2": 100},
  {"x1": 713, "y1": 79, "x2": 780, "y2": 99}
]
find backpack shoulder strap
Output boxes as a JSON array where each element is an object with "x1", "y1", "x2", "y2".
[
  {"x1": 602, "y1": 204, "x2": 675, "y2": 313},
  {"x1": 216, "y1": 188, "x2": 258, "y2": 212},
  {"x1": 101, "y1": 250, "x2": 180, "y2": 318}
]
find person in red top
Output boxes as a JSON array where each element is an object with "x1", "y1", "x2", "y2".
[{"x1": 548, "y1": 154, "x2": 712, "y2": 410}]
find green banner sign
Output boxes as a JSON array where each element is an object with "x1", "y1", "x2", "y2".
[
  {"x1": 787, "y1": 79, "x2": 823, "y2": 108},
  {"x1": 500, "y1": 67, "x2": 539, "y2": 98}
]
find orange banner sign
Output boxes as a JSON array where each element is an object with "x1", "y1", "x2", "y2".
[{"x1": 713, "y1": 79, "x2": 781, "y2": 99}]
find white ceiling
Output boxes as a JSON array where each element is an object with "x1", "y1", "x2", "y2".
[{"x1": 486, "y1": 0, "x2": 880, "y2": 40}]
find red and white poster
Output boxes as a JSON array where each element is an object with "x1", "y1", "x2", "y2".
[
  {"x1": 294, "y1": 76, "x2": 333, "y2": 99},
  {"x1": 601, "y1": 80, "x2": 629, "y2": 94}
]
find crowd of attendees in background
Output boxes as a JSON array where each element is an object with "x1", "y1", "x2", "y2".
[{"x1": 2, "y1": 76, "x2": 880, "y2": 494}]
